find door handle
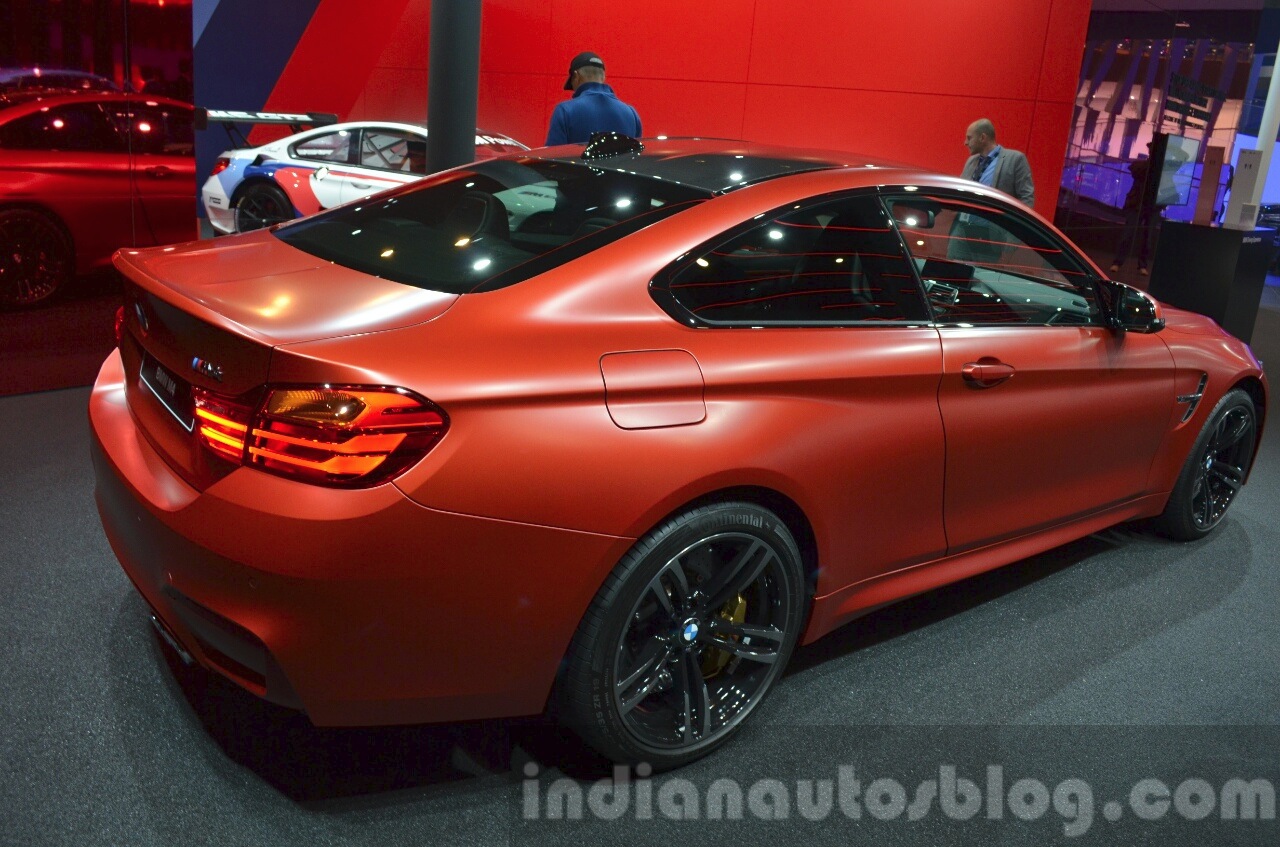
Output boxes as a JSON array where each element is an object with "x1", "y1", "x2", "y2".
[
  {"x1": 351, "y1": 182, "x2": 373, "y2": 189},
  {"x1": 143, "y1": 165, "x2": 172, "y2": 179},
  {"x1": 961, "y1": 358, "x2": 1015, "y2": 388}
]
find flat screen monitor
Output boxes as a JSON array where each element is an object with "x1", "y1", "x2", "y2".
[{"x1": 1153, "y1": 134, "x2": 1200, "y2": 206}]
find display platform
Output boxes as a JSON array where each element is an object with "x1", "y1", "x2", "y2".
[{"x1": 1149, "y1": 221, "x2": 1274, "y2": 343}]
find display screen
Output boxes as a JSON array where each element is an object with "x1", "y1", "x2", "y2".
[{"x1": 1155, "y1": 135, "x2": 1200, "y2": 206}]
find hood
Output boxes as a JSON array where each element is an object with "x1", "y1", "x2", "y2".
[
  {"x1": 1157, "y1": 303, "x2": 1235, "y2": 337},
  {"x1": 113, "y1": 229, "x2": 458, "y2": 346}
]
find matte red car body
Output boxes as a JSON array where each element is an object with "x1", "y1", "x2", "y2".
[
  {"x1": 89, "y1": 142, "x2": 1267, "y2": 727},
  {"x1": 0, "y1": 92, "x2": 195, "y2": 275}
]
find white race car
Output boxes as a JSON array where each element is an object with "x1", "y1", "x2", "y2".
[{"x1": 201, "y1": 120, "x2": 528, "y2": 234}]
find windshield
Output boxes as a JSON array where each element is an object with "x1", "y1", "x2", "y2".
[{"x1": 274, "y1": 158, "x2": 711, "y2": 294}]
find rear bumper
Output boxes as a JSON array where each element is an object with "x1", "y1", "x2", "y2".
[
  {"x1": 89, "y1": 349, "x2": 630, "y2": 726},
  {"x1": 200, "y1": 176, "x2": 235, "y2": 235}
]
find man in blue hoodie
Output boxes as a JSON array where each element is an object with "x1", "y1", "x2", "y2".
[{"x1": 546, "y1": 52, "x2": 642, "y2": 146}]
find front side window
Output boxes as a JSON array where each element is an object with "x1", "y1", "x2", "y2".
[
  {"x1": 660, "y1": 193, "x2": 928, "y2": 325},
  {"x1": 102, "y1": 102, "x2": 194, "y2": 155},
  {"x1": 0, "y1": 103, "x2": 124, "y2": 152},
  {"x1": 290, "y1": 129, "x2": 354, "y2": 164},
  {"x1": 274, "y1": 158, "x2": 710, "y2": 293},
  {"x1": 883, "y1": 193, "x2": 1099, "y2": 326}
]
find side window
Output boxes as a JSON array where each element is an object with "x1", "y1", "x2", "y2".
[
  {"x1": 884, "y1": 194, "x2": 1099, "y2": 326},
  {"x1": 664, "y1": 193, "x2": 928, "y2": 325},
  {"x1": 0, "y1": 103, "x2": 124, "y2": 152},
  {"x1": 290, "y1": 129, "x2": 354, "y2": 164},
  {"x1": 358, "y1": 128, "x2": 425, "y2": 173},
  {"x1": 113, "y1": 104, "x2": 194, "y2": 156}
]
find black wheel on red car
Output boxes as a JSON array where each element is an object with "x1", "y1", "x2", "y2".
[
  {"x1": 0, "y1": 208, "x2": 73, "y2": 309},
  {"x1": 233, "y1": 182, "x2": 293, "y2": 232},
  {"x1": 1155, "y1": 388, "x2": 1257, "y2": 541},
  {"x1": 559, "y1": 502, "x2": 806, "y2": 769}
]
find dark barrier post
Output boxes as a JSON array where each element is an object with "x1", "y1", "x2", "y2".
[{"x1": 426, "y1": 0, "x2": 482, "y2": 174}]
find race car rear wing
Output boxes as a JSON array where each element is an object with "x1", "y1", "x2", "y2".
[{"x1": 194, "y1": 108, "x2": 339, "y2": 148}]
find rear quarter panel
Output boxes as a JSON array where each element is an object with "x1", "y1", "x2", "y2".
[{"x1": 274, "y1": 172, "x2": 950, "y2": 600}]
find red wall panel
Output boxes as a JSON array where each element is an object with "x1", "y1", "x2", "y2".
[
  {"x1": 620, "y1": 79, "x2": 750, "y2": 143},
  {"x1": 255, "y1": 0, "x2": 1092, "y2": 212},
  {"x1": 542, "y1": 0, "x2": 757, "y2": 84},
  {"x1": 747, "y1": 1, "x2": 1054, "y2": 102},
  {"x1": 1039, "y1": 0, "x2": 1094, "y2": 104}
]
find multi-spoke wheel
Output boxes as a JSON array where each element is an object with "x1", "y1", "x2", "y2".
[
  {"x1": 232, "y1": 182, "x2": 294, "y2": 233},
  {"x1": 559, "y1": 502, "x2": 806, "y2": 768},
  {"x1": 1155, "y1": 388, "x2": 1257, "y2": 541},
  {"x1": 0, "y1": 208, "x2": 73, "y2": 308}
]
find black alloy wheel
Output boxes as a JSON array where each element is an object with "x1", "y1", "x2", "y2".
[
  {"x1": 559, "y1": 502, "x2": 806, "y2": 769},
  {"x1": 232, "y1": 182, "x2": 294, "y2": 232},
  {"x1": 1155, "y1": 388, "x2": 1257, "y2": 540},
  {"x1": 0, "y1": 208, "x2": 73, "y2": 308}
]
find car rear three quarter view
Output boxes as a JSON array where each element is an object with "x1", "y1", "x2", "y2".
[{"x1": 90, "y1": 137, "x2": 1266, "y2": 769}]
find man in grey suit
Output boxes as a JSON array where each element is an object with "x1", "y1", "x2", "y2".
[{"x1": 962, "y1": 118, "x2": 1034, "y2": 207}]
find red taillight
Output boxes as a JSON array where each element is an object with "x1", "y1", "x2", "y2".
[
  {"x1": 191, "y1": 385, "x2": 446, "y2": 488},
  {"x1": 114, "y1": 305, "x2": 125, "y2": 345},
  {"x1": 209, "y1": 157, "x2": 231, "y2": 176},
  {"x1": 193, "y1": 388, "x2": 253, "y2": 464}
]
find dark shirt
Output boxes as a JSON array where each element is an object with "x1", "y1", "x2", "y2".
[{"x1": 546, "y1": 82, "x2": 642, "y2": 146}]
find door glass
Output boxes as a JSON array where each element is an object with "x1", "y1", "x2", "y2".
[
  {"x1": 884, "y1": 194, "x2": 1100, "y2": 326},
  {"x1": 290, "y1": 129, "x2": 354, "y2": 164},
  {"x1": 664, "y1": 193, "x2": 928, "y2": 325},
  {"x1": 0, "y1": 103, "x2": 125, "y2": 152}
]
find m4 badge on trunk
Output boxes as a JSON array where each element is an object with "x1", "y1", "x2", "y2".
[{"x1": 190, "y1": 356, "x2": 224, "y2": 383}]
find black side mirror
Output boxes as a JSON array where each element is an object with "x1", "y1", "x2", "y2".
[{"x1": 1103, "y1": 280, "x2": 1165, "y2": 333}]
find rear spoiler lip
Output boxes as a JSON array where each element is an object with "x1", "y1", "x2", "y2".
[{"x1": 112, "y1": 241, "x2": 282, "y2": 348}]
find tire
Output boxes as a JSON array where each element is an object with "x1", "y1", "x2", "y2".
[
  {"x1": 0, "y1": 208, "x2": 73, "y2": 308},
  {"x1": 1153, "y1": 388, "x2": 1257, "y2": 541},
  {"x1": 232, "y1": 182, "x2": 294, "y2": 233},
  {"x1": 558, "y1": 502, "x2": 806, "y2": 769}
]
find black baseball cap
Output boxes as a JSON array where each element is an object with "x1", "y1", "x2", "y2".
[{"x1": 564, "y1": 52, "x2": 605, "y2": 90}]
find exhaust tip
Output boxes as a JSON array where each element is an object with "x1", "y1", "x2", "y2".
[{"x1": 149, "y1": 614, "x2": 194, "y2": 666}]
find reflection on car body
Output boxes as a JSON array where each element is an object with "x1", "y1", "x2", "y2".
[{"x1": 200, "y1": 120, "x2": 529, "y2": 235}]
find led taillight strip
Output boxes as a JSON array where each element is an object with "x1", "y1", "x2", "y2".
[
  {"x1": 194, "y1": 406, "x2": 249, "y2": 461},
  {"x1": 247, "y1": 443, "x2": 387, "y2": 476},
  {"x1": 190, "y1": 385, "x2": 448, "y2": 487},
  {"x1": 249, "y1": 426, "x2": 406, "y2": 455}
]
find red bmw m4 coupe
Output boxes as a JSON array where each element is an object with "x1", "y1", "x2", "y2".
[{"x1": 90, "y1": 136, "x2": 1266, "y2": 768}]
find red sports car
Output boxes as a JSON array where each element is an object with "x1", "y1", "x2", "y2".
[
  {"x1": 0, "y1": 91, "x2": 194, "y2": 307},
  {"x1": 90, "y1": 136, "x2": 1266, "y2": 768}
]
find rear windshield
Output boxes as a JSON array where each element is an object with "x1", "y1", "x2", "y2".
[{"x1": 273, "y1": 158, "x2": 711, "y2": 294}]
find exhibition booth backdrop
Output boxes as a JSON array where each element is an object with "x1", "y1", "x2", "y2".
[{"x1": 194, "y1": 0, "x2": 1092, "y2": 215}]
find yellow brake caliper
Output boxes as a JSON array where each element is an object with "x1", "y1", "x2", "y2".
[{"x1": 701, "y1": 593, "x2": 747, "y2": 677}]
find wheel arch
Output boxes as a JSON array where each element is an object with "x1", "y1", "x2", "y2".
[
  {"x1": 228, "y1": 174, "x2": 289, "y2": 208},
  {"x1": 0, "y1": 201, "x2": 80, "y2": 284},
  {"x1": 1229, "y1": 374, "x2": 1267, "y2": 473},
  {"x1": 0, "y1": 201, "x2": 76, "y2": 260},
  {"x1": 639, "y1": 484, "x2": 821, "y2": 604}
]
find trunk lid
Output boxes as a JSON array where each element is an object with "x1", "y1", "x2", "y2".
[{"x1": 112, "y1": 230, "x2": 458, "y2": 489}]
